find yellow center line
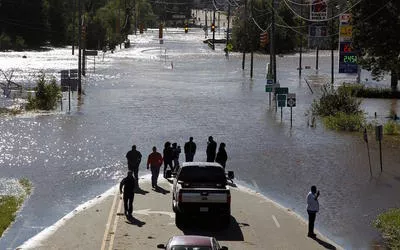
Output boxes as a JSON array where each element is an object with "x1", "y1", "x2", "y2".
[
  {"x1": 108, "y1": 193, "x2": 123, "y2": 250},
  {"x1": 100, "y1": 187, "x2": 119, "y2": 250}
]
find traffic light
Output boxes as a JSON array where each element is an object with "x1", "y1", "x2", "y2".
[
  {"x1": 184, "y1": 24, "x2": 188, "y2": 33},
  {"x1": 211, "y1": 23, "x2": 215, "y2": 32}
]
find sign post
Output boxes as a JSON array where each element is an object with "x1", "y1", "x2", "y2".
[
  {"x1": 287, "y1": 93, "x2": 296, "y2": 128},
  {"x1": 363, "y1": 128, "x2": 372, "y2": 177},
  {"x1": 376, "y1": 125, "x2": 383, "y2": 172}
]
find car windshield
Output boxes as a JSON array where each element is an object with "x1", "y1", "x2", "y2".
[
  {"x1": 178, "y1": 166, "x2": 226, "y2": 183},
  {"x1": 171, "y1": 246, "x2": 212, "y2": 250}
]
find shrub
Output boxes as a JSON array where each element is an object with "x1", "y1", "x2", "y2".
[
  {"x1": 384, "y1": 121, "x2": 400, "y2": 135},
  {"x1": 374, "y1": 208, "x2": 400, "y2": 249},
  {"x1": 15, "y1": 36, "x2": 27, "y2": 51},
  {"x1": 340, "y1": 83, "x2": 400, "y2": 99},
  {"x1": 0, "y1": 32, "x2": 12, "y2": 50},
  {"x1": 323, "y1": 112, "x2": 366, "y2": 132},
  {"x1": 26, "y1": 73, "x2": 62, "y2": 111},
  {"x1": 312, "y1": 84, "x2": 363, "y2": 117}
]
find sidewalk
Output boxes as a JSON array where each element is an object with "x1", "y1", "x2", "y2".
[{"x1": 18, "y1": 176, "x2": 342, "y2": 250}]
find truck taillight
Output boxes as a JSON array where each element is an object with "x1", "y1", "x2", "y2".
[
  {"x1": 179, "y1": 192, "x2": 182, "y2": 203},
  {"x1": 227, "y1": 193, "x2": 231, "y2": 204}
]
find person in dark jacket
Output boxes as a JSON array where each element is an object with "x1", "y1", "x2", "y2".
[
  {"x1": 126, "y1": 145, "x2": 142, "y2": 182},
  {"x1": 172, "y1": 142, "x2": 181, "y2": 172},
  {"x1": 184, "y1": 137, "x2": 196, "y2": 162},
  {"x1": 206, "y1": 136, "x2": 217, "y2": 162},
  {"x1": 119, "y1": 171, "x2": 136, "y2": 218},
  {"x1": 215, "y1": 142, "x2": 228, "y2": 168},
  {"x1": 163, "y1": 141, "x2": 173, "y2": 178}
]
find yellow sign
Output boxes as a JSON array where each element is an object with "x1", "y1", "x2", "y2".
[
  {"x1": 226, "y1": 43, "x2": 233, "y2": 51},
  {"x1": 340, "y1": 25, "x2": 352, "y2": 37}
]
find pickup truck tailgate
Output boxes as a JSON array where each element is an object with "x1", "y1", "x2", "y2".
[{"x1": 181, "y1": 189, "x2": 228, "y2": 203}]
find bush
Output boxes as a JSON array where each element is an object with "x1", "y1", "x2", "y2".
[
  {"x1": 384, "y1": 121, "x2": 400, "y2": 135},
  {"x1": 15, "y1": 36, "x2": 27, "y2": 51},
  {"x1": 323, "y1": 112, "x2": 366, "y2": 132},
  {"x1": 312, "y1": 84, "x2": 363, "y2": 117},
  {"x1": 26, "y1": 73, "x2": 62, "y2": 111},
  {"x1": 374, "y1": 208, "x2": 400, "y2": 249},
  {"x1": 0, "y1": 32, "x2": 12, "y2": 50}
]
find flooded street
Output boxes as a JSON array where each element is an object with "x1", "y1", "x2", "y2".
[{"x1": 1, "y1": 28, "x2": 399, "y2": 249}]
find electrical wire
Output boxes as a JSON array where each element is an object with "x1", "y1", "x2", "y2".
[{"x1": 282, "y1": 0, "x2": 365, "y2": 22}]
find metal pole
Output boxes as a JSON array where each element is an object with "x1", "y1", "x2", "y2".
[
  {"x1": 251, "y1": 52, "x2": 253, "y2": 78},
  {"x1": 218, "y1": 11, "x2": 220, "y2": 36},
  {"x1": 290, "y1": 107, "x2": 293, "y2": 128},
  {"x1": 316, "y1": 45, "x2": 319, "y2": 70},
  {"x1": 205, "y1": 10, "x2": 208, "y2": 38},
  {"x1": 78, "y1": 0, "x2": 82, "y2": 95},
  {"x1": 379, "y1": 141, "x2": 383, "y2": 172},
  {"x1": 68, "y1": 81, "x2": 71, "y2": 112},
  {"x1": 280, "y1": 106, "x2": 283, "y2": 121}
]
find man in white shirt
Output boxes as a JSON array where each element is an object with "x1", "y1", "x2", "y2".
[{"x1": 306, "y1": 185, "x2": 320, "y2": 238}]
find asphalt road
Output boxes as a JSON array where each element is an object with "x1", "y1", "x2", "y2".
[{"x1": 18, "y1": 175, "x2": 342, "y2": 250}]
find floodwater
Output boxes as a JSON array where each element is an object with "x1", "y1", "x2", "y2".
[{"x1": 0, "y1": 28, "x2": 399, "y2": 249}]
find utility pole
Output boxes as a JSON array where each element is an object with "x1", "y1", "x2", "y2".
[
  {"x1": 78, "y1": 0, "x2": 82, "y2": 95},
  {"x1": 250, "y1": 0, "x2": 254, "y2": 78},
  {"x1": 316, "y1": 44, "x2": 319, "y2": 70},
  {"x1": 134, "y1": 0, "x2": 137, "y2": 35},
  {"x1": 212, "y1": 10, "x2": 216, "y2": 50},
  {"x1": 271, "y1": 0, "x2": 276, "y2": 83},
  {"x1": 72, "y1": 0, "x2": 76, "y2": 55},
  {"x1": 205, "y1": 10, "x2": 208, "y2": 38},
  {"x1": 331, "y1": 5, "x2": 335, "y2": 88},
  {"x1": 225, "y1": 4, "x2": 231, "y2": 57},
  {"x1": 242, "y1": 0, "x2": 247, "y2": 70},
  {"x1": 299, "y1": 0, "x2": 303, "y2": 77}
]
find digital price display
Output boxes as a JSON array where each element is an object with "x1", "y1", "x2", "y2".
[{"x1": 339, "y1": 42, "x2": 358, "y2": 73}]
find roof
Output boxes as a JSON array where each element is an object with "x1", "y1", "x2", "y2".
[
  {"x1": 169, "y1": 235, "x2": 212, "y2": 247},
  {"x1": 181, "y1": 162, "x2": 222, "y2": 168}
]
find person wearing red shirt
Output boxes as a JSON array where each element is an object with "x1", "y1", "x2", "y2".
[{"x1": 147, "y1": 146, "x2": 163, "y2": 188}]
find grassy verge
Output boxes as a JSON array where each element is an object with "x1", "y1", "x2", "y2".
[
  {"x1": 374, "y1": 208, "x2": 400, "y2": 249},
  {"x1": 0, "y1": 178, "x2": 32, "y2": 237}
]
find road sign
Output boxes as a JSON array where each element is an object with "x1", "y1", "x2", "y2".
[
  {"x1": 277, "y1": 94, "x2": 286, "y2": 107},
  {"x1": 265, "y1": 83, "x2": 279, "y2": 92},
  {"x1": 85, "y1": 50, "x2": 98, "y2": 56},
  {"x1": 275, "y1": 87, "x2": 288, "y2": 95},
  {"x1": 287, "y1": 93, "x2": 296, "y2": 107}
]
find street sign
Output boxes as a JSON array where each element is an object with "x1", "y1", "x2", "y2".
[
  {"x1": 287, "y1": 93, "x2": 296, "y2": 107},
  {"x1": 277, "y1": 94, "x2": 286, "y2": 107},
  {"x1": 275, "y1": 87, "x2": 288, "y2": 95},
  {"x1": 85, "y1": 50, "x2": 98, "y2": 56},
  {"x1": 265, "y1": 83, "x2": 279, "y2": 92}
]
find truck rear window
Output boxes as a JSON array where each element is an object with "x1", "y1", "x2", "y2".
[{"x1": 178, "y1": 166, "x2": 226, "y2": 183}]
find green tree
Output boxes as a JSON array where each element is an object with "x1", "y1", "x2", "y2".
[
  {"x1": 26, "y1": 74, "x2": 62, "y2": 111},
  {"x1": 351, "y1": 0, "x2": 400, "y2": 90}
]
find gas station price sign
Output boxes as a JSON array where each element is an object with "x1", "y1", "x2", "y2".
[{"x1": 339, "y1": 42, "x2": 358, "y2": 73}]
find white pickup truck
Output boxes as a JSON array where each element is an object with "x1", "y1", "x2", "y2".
[{"x1": 171, "y1": 162, "x2": 234, "y2": 227}]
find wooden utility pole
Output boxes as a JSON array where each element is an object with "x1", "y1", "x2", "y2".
[
  {"x1": 271, "y1": 1, "x2": 276, "y2": 83},
  {"x1": 242, "y1": 0, "x2": 247, "y2": 70},
  {"x1": 78, "y1": 0, "x2": 82, "y2": 95},
  {"x1": 299, "y1": 0, "x2": 303, "y2": 76},
  {"x1": 331, "y1": 5, "x2": 335, "y2": 88},
  {"x1": 72, "y1": 0, "x2": 76, "y2": 55},
  {"x1": 225, "y1": 4, "x2": 231, "y2": 57}
]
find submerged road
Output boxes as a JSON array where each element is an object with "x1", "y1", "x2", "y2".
[{"x1": 0, "y1": 28, "x2": 399, "y2": 249}]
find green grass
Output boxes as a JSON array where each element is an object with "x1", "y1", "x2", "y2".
[
  {"x1": 322, "y1": 112, "x2": 366, "y2": 132},
  {"x1": 0, "y1": 178, "x2": 32, "y2": 237},
  {"x1": 374, "y1": 208, "x2": 400, "y2": 249}
]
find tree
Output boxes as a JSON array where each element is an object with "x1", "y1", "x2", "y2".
[{"x1": 351, "y1": 0, "x2": 400, "y2": 90}]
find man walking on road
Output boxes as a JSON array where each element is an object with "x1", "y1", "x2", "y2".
[
  {"x1": 306, "y1": 185, "x2": 320, "y2": 238},
  {"x1": 120, "y1": 171, "x2": 136, "y2": 219},
  {"x1": 206, "y1": 136, "x2": 217, "y2": 162},
  {"x1": 147, "y1": 146, "x2": 163, "y2": 188},
  {"x1": 126, "y1": 145, "x2": 142, "y2": 182},
  {"x1": 163, "y1": 142, "x2": 173, "y2": 178},
  {"x1": 184, "y1": 137, "x2": 196, "y2": 162},
  {"x1": 215, "y1": 142, "x2": 228, "y2": 169}
]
